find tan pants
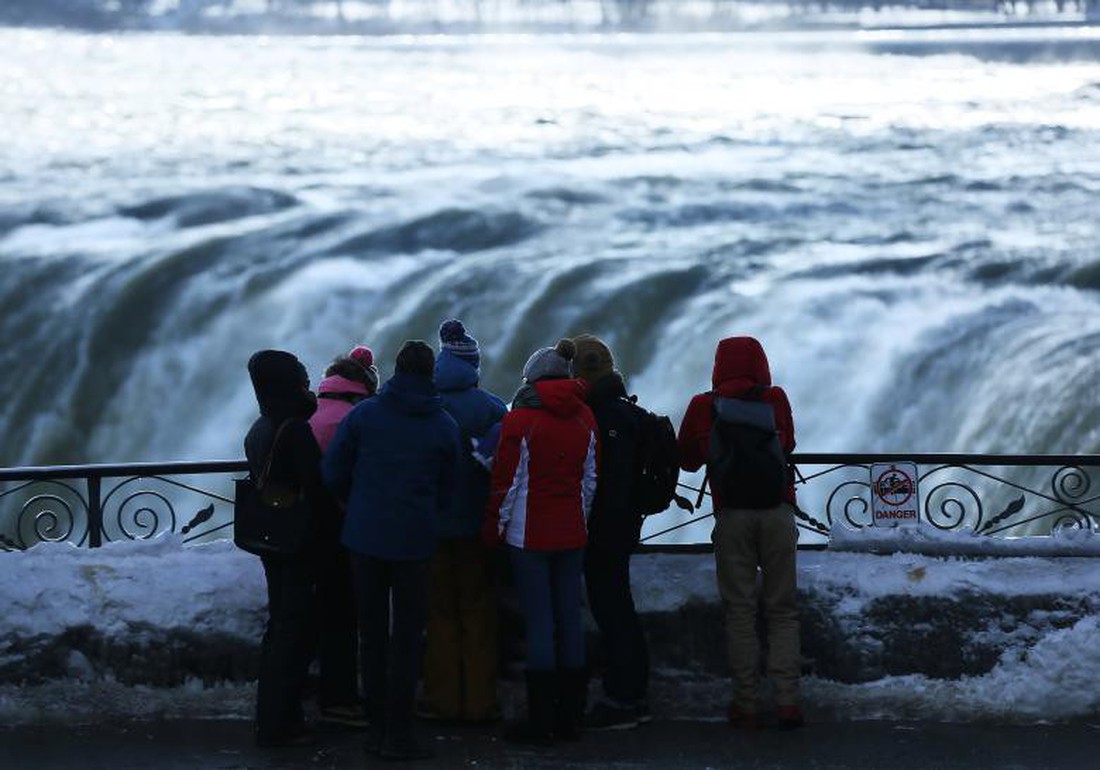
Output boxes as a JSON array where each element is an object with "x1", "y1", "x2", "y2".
[
  {"x1": 712, "y1": 503, "x2": 800, "y2": 714},
  {"x1": 421, "y1": 538, "x2": 499, "y2": 721}
]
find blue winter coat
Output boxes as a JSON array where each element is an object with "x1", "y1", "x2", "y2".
[
  {"x1": 434, "y1": 349, "x2": 508, "y2": 539},
  {"x1": 323, "y1": 371, "x2": 461, "y2": 561}
]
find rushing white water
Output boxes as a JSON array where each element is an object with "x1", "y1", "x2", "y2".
[{"x1": 0, "y1": 26, "x2": 1098, "y2": 472}]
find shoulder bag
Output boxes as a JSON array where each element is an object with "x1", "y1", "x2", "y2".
[{"x1": 233, "y1": 420, "x2": 313, "y2": 556}]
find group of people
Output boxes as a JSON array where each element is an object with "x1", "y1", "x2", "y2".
[{"x1": 242, "y1": 321, "x2": 803, "y2": 759}]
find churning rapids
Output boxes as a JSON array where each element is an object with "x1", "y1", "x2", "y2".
[{"x1": 1, "y1": 26, "x2": 1098, "y2": 474}]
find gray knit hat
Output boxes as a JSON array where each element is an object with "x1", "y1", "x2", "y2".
[{"x1": 522, "y1": 339, "x2": 576, "y2": 383}]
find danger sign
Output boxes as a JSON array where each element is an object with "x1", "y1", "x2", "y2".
[{"x1": 870, "y1": 462, "x2": 920, "y2": 527}]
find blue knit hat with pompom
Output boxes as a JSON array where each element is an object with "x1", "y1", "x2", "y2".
[{"x1": 439, "y1": 319, "x2": 480, "y2": 368}]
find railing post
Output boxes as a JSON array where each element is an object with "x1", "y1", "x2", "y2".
[{"x1": 87, "y1": 476, "x2": 103, "y2": 548}]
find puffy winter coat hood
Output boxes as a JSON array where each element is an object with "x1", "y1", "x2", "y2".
[
  {"x1": 679, "y1": 336, "x2": 796, "y2": 509},
  {"x1": 434, "y1": 348, "x2": 480, "y2": 393},
  {"x1": 317, "y1": 374, "x2": 370, "y2": 398},
  {"x1": 583, "y1": 371, "x2": 643, "y2": 551},
  {"x1": 435, "y1": 368, "x2": 507, "y2": 540},
  {"x1": 247, "y1": 349, "x2": 317, "y2": 420},
  {"x1": 585, "y1": 371, "x2": 628, "y2": 404},
  {"x1": 485, "y1": 380, "x2": 599, "y2": 552},
  {"x1": 323, "y1": 371, "x2": 460, "y2": 561},
  {"x1": 378, "y1": 371, "x2": 442, "y2": 416},
  {"x1": 511, "y1": 379, "x2": 588, "y2": 418},
  {"x1": 712, "y1": 337, "x2": 772, "y2": 397},
  {"x1": 311, "y1": 374, "x2": 372, "y2": 453}
]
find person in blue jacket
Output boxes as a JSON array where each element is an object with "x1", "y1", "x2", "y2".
[
  {"x1": 323, "y1": 340, "x2": 461, "y2": 761},
  {"x1": 420, "y1": 320, "x2": 508, "y2": 723}
]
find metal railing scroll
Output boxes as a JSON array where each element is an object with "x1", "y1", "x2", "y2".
[
  {"x1": 0, "y1": 461, "x2": 247, "y2": 551},
  {"x1": 1, "y1": 454, "x2": 1097, "y2": 551},
  {"x1": 640, "y1": 453, "x2": 1099, "y2": 551}
]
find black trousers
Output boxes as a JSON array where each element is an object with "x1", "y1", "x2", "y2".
[
  {"x1": 584, "y1": 547, "x2": 649, "y2": 704},
  {"x1": 257, "y1": 554, "x2": 317, "y2": 739},
  {"x1": 351, "y1": 554, "x2": 431, "y2": 734},
  {"x1": 314, "y1": 545, "x2": 358, "y2": 708}
]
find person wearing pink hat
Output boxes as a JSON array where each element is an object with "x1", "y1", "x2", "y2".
[
  {"x1": 308, "y1": 345, "x2": 380, "y2": 729},
  {"x1": 311, "y1": 346, "x2": 380, "y2": 452}
]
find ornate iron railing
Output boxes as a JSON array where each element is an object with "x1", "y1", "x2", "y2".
[
  {"x1": 0, "y1": 454, "x2": 1097, "y2": 551},
  {"x1": 0, "y1": 461, "x2": 246, "y2": 551},
  {"x1": 638, "y1": 453, "x2": 1100, "y2": 551},
  {"x1": 793, "y1": 453, "x2": 1099, "y2": 537}
]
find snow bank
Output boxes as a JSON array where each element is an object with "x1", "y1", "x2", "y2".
[
  {"x1": 0, "y1": 535, "x2": 266, "y2": 696},
  {"x1": 806, "y1": 615, "x2": 1100, "y2": 723},
  {"x1": 634, "y1": 550, "x2": 1100, "y2": 723},
  {"x1": 829, "y1": 521, "x2": 1100, "y2": 557},
  {"x1": 634, "y1": 548, "x2": 1100, "y2": 612},
  {"x1": 1, "y1": 536, "x2": 1098, "y2": 724},
  {"x1": 0, "y1": 534, "x2": 265, "y2": 641}
]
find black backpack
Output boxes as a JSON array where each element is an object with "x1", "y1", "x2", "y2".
[
  {"x1": 708, "y1": 390, "x2": 790, "y2": 510},
  {"x1": 624, "y1": 398, "x2": 694, "y2": 516}
]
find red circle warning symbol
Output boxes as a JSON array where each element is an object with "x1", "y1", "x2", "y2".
[{"x1": 874, "y1": 467, "x2": 915, "y2": 507}]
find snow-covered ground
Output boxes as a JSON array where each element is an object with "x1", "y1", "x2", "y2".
[
  {"x1": 0, "y1": 536, "x2": 265, "y2": 642},
  {"x1": 1, "y1": 535, "x2": 1098, "y2": 724}
]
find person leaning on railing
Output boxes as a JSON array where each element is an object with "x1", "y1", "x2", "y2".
[
  {"x1": 676, "y1": 336, "x2": 804, "y2": 731},
  {"x1": 244, "y1": 349, "x2": 341, "y2": 748}
]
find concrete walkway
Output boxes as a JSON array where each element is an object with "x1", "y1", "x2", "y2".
[{"x1": 3, "y1": 718, "x2": 1098, "y2": 770}]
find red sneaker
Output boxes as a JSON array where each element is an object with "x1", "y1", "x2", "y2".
[
  {"x1": 727, "y1": 702, "x2": 758, "y2": 730},
  {"x1": 776, "y1": 704, "x2": 804, "y2": 731}
]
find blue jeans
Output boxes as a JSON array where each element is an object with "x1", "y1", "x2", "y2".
[{"x1": 508, "y1": 546, "x2": 585, "y2": 671}]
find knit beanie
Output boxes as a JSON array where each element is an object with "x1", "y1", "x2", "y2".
[
  {"x1": 438, "y1": 319, "x2": 480, "y2": 368},
  {"x1": 395, "y1": 340, "x2": 435, "y2": 378},
  {"x1": 570, "y1": 334, "x2": 615, "y2": 384},
  {"x1": 347, "y1": 345, "x2": 381, "y2": 393},
  {"x1": 522, "y1": 339, "x2": 576, "y2": 383}
]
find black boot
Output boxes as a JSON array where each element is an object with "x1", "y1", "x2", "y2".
[
  {"x1": 378, "y1": 719, "x2": 434, "y2": 761},
  {"x1": 554, "y1": 667, "x2": 587, "y2": 741},
  {"x1": 504, "y1": 670, "x2": 556, "y2": 746}
]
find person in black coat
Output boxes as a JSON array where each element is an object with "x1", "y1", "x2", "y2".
[
  {"x1": 570, "y1": 335, "x2": 651, "y2": 730},
  {"x1": 244, "y1": 349, "x2": 339, "y2": 747}
]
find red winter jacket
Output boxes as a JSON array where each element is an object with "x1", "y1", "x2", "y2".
[
  {"x1": 677, "y1": 337, "x2": 797, "y2": 510},
  {"x1": 483, "y1": 379, "x2": 599, "y2": 551}
]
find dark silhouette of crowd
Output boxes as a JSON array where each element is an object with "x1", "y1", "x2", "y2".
[{"x1": 241, "y1": 321, "x2": 803, "y2": 759}]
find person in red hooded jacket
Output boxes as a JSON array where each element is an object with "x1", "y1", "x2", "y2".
[
  {"x1": 483, "y1": 339, "x2": 598, "y2": 745},
  {"x1": 676, "y1": 336, "x2": 803, "y2": 731}
]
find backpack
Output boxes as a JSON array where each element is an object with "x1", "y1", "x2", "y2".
[
  {"x1": 624, "y1": 397, "x2": 694, "y2": 516},
  {"x1": 708, "y1": 390, "x2": 790, "y2": 510}
]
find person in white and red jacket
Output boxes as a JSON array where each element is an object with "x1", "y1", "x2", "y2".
[{"x1": 482, "y1": 339, "x2": 598, "y2": 745}]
